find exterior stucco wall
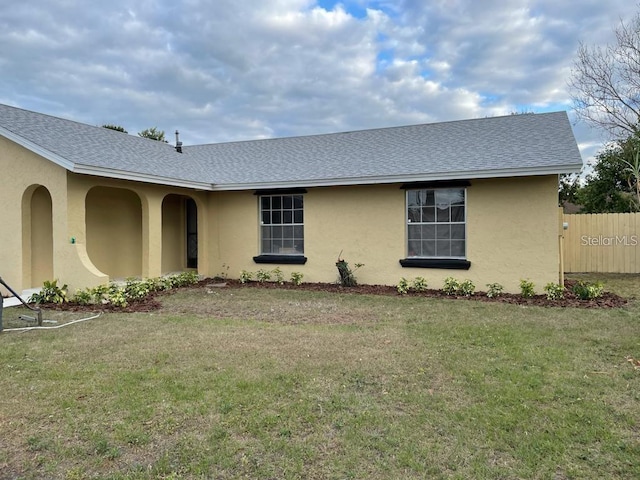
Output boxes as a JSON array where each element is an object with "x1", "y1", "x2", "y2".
[
  {"x1": 467, "y1": 176, "x2": 560, "y2": 292},
  {"x1": 0, "y1": 137, "x2": 69, "y2": 294},
  {"x1": 67, "y1": 174, "x2": 209, "y2": 284},
  {"x1": 86, "y1": 186, "x2": 143, "y2": 279},
  {"x1": 210, "y1": 176, "x2": 560, "y2": 293},
  {"x1": 162, "y1": 195, "x2": 187, "y2": 274}
]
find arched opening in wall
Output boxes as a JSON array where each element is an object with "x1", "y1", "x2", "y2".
[
  {"x1": 22, "y1": 185, "x2": 53, "y2": 288},
  {"x1": 86, "y1": 186, "x2": 142, "y2": 279},
  {"x1": 162, "y1": 194, "x2": 198, "y2": 273}
]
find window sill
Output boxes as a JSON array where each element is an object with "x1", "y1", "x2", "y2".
[
  {"x1": 253, "y1": 255, "x2": 307, "y2": 265},
  {"x1": 399, "y1": 258, "x2": 471, "y2": 270}
]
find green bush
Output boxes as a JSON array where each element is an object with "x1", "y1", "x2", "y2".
[
  {"x1": 486, "y1": 283, "x2": 504, "y2": 298},
  {"x1": 412, "y1": 276, "x2": 428, "y2": 292},
  {"x1": 29, "y1": 280, "x2": 68, "y2": 304},
  {"x1": 397, "y1": 278, "x2": 410, "y2": 295},
  {"x1": 442, "y1": 277, "x2": 460, "y2": 295},
  {"x1": 520, "y1": 279, "x2": 535, "y2": 298},
  {"x1": 239, "y1": 270, "x2": 253, "y2": 284},
  {"x1": 544, "y1": 282, "x2": 565, "y2": 300},
  {"x1": 272, "y1": 267, "x2": 285, "y2": 285},
  {"x1": 256, "y1": 269, "x2": 272, "y2": 283},
  {"x1": 459, "y1": 279, "x2": 476, "y2": 296},
  {"x1": 290, "y1": 272, "x2": 304, "y2": 286},
  {"x1": 573, "y1": 281, "x2": 604, "y2": 300},
  {"x1": 336, "y1": 257, "x2": 363, "y2": 287}
]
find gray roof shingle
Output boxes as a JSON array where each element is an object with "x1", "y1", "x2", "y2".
[{"x1": 0, "y1": 103, "x2": 582, "y2": 190}]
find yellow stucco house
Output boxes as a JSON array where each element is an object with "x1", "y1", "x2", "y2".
[{"x1": 0, "y1": 104, "x2": 582, "y2": 295}]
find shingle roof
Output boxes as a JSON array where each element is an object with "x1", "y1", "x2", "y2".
[{"x1": 0, "y1": 103, "x2": 582, "y2": 190}]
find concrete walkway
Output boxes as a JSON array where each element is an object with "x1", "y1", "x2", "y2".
[{"x1": 2, "y1": 288, "x2": 41, "y2": 308}]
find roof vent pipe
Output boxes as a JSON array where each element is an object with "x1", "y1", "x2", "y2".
[{"x1": 175, "y1": 130, "x2": 183, "y2": 153}]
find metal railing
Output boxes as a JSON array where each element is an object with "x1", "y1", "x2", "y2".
[{"x1": 0, "y1": 276, "x2": 42, "y2": 332}]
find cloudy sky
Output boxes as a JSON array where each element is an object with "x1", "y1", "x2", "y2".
[{"x1": 0, "y1": 0, "x2": 635, "y2": 165}]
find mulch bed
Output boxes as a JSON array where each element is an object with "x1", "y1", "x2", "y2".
[{"x1": 39, "y1": 278, "x2": 629, "y2": 313}]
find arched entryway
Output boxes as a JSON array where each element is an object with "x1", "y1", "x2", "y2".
[
  {"x1": 86, "y1": 186, "x2": 142, "y2": 279},
  {"x1": 162, "y1": 194, "x2": 198, "y2": 273},
  {"x1": 22, "y1": 185, "x2": 53, "y2": 288}
]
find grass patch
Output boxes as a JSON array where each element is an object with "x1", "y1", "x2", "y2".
[{"x1": 0, "y1": 274, "x2": 639, "y2": 479}]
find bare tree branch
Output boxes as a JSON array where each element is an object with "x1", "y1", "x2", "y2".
[{"x1": 569, "y1": 12, "x2": 640, "y2": 138}]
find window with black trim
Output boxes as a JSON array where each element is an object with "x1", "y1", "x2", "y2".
[
  {"x1": 407, "y1": 188, "x2": 466, "y2": 258},
  {"x1": 260, "y1": 194, "x2": 304, "y2": 255}
]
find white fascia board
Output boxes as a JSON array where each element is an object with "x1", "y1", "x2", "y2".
[
  {"x1": 210, "y1": 163, "x2": 583, "y2": 191},
  {"x1": 72, "y1": 165, "x2": 214, "y2": 190},
  {"x1": 0, "y1": 127, "x2": 75, "y2": 170}
]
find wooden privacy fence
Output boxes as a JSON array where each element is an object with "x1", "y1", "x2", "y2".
[{"x1": 562, "y1": 213, "x2": 640, "y2": 273}]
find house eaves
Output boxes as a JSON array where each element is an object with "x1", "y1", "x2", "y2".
[
  {"x1": 209, "y1": 163, "x2": 582, "y2": 191},
  {"x1": 71, "y1": 164, "x2": 213, "y2": 190}
]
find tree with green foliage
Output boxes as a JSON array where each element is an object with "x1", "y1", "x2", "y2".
[
  {"x1": 138, "y1": 127, "x2": 167, "y2": 143},
  {"x1": 574, "y1": 134, "x2": 640, "y2": 213},
  {"x1": 102, "y1": 124, "x2": 128, "y2": 133}
]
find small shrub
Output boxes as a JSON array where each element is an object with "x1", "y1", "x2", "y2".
[
  {"x1": 573, "y1": 281, "x2": 604, "y2": 300},
  {"x1": 336, "y1": 255, "x2": 363, "y2": 287},
  {"x1": 239, "y1": 270, "x2": 253, "y2": 284},
  {"x1": 397, "y1": 277, "x2": 410, "y2": 295},
  {"x1": 256, "y1": 269, "x2": 272, "y2": 283},
  {"x1": 73, "y1": 288, "x2": 94, "y2": 305},
  {"x1": 459, "y1": 279, "x2": 476, "y2": 296},
  {"x1": 29, "y1": 280, "x2": 68, "y2": 304},
  {"x1": 272, "y1": 267, "x2": 285, "y2": 285},
  {"x1": 108, "y1": 289, "x2": 128, "y2": 308},
  {"x1": 520, "y1": 279, "x2": 535, "y2": 298},
  {"x1": 442, "y1": 277, "x2": 460, "y2": 295},
  {"x1": 412, "y1": 276, "x2": 428, "y2": 292},
  {"x1": 544, "y1": 282, "x2": 565, "y2": 300},
  {"x1": 486, "y1": 283, "x2": 504, "y2": 298},
  {"x1": 290, "y1": 272, "x2": 304, "y2": 286}
]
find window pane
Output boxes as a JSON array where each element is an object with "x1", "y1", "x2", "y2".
[
  {"x1": 423, "y1": 206, "x2": 435, "y2": 222},
  {"x1": 408, "y1": 225, "x2": 421, "y2": 240},
  {"x1": 293, "y1": 210, "x2": 303, "y2": 223},
  {"x1": 283, "y1": 226, "x2": 294, "y2": 239},
  {"x1": 451, "y1": 225, "x2": 465, "y2": 239},
  {"x1": 408, "y1": 240, "x2": 421, "y2": 257},
  {"x1": 451, "y1": 240, "x2": 465, "y2": 257},
  {"x1": 451, "y1": 206, "x2": 464, "y2": 222},
  {"x1": 283, "y1": 196, "x2": 293, "y2": 209},
  {"x1": 408, "y1": 190, "x2": 419, "y2": 207},
  {"x1": 293, "y1": 196, "x2": 303, "y2": 209},
  {"x1": 436, "y1": 240, "x2": 451, "y2": 257},
  {"x1": 262, "y1": 239, "x2": 272, "y2": 254},
  {"x1": 408, "y1": 207, "x2": 420, "y2": 223},
  {"x1": 436, "y1": 206, "x2": 450, "y2": 222},
  {"x1": 425, "y1": 190, "x2": 435, "y2": 206},
  {"x1": 295, "y1": 241, "x2": 304, "y2": 254},
  {"x1": 423, "y1": 240, "x2": 436, "y2": 256},
  {"x1": 272, "y1": 196, "x2": 282, "y2": 209},
  {"x1": 451, "y1": 189, "x2": 465, "y2": 205},
  {"x1": 293, "y1": 225, "x2": 304, "y2": 239},
  {"x1": 262, "y1": 211, "x2": 270, "y2": 224},
  {"x1": 283, "y1": 210, "x2": 293, "y2": 223},
  {"x1": 422, "y1": 224, "x2": 435, "y2": 240},
  {"x1": 272, "y1": 226, "x2": 282, "y2": 239},
  {"x1": 262, "y1": 226, "x2": 271, "y2": 240},
  {"x1": 436, "y1": 224, "x2": 450, "y2": 240},
  {"x1": 272, "y1": 211, "x2": 281, "y2": 224},
  {"x1": 261, "y1": 197, "x2": 270, "y2": 210}
]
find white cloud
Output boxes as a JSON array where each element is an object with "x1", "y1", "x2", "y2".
[{"x1": 0, "y1": 0, "x2": 635, "y2": 164}]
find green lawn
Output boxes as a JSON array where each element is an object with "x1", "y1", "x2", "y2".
[{"x1": 1, "y1": 275, "x2": 639, "y2": 479}]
